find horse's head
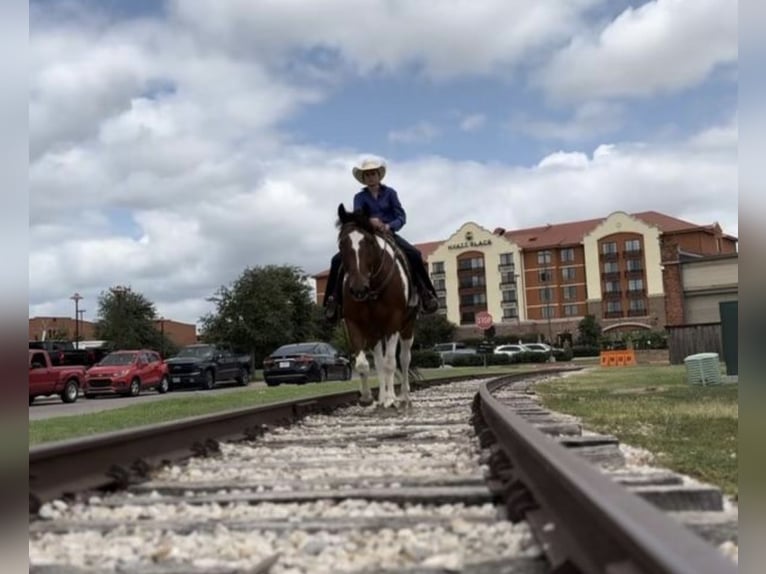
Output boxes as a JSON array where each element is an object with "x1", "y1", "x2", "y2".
[{"x1": 337, "y1": 203, "x2": 381, "y2": 301}]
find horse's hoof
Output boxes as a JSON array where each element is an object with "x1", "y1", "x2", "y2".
[{"x1": 359, "y1": 396, "x2": 374, "y2": 407}]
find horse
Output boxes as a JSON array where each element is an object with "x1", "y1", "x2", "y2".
[{"x1": 335, "y1": 203, "x2": 417, "y2": 408}]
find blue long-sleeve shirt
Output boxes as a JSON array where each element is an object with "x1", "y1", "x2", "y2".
[{"x1": 353, "y1": 184, "x2": 407, "y2": 232}]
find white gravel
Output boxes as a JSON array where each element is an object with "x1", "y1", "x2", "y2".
[{"x1": 31, "y1": 378, "x2": 542, "y2": 573}]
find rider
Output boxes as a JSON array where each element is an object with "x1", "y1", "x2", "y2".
[{"x1": 323, "y1": 157, "x2": 439, "y2": 322}]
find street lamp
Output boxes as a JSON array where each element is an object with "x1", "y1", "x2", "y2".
[
  {"x1": 159, "y1": 316, "x2": 166, "y2": 359},
  {"x1": 70, "y1": 292, "x2": 83, "y2": 349}
]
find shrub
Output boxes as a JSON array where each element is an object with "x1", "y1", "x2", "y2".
[
  {"x1": 410, "y1": 350, "x2": 442, "y2": 368},
  {"x1": 571, "y1": 345, "x2": 600, "y2": 357},
  {"x1": 449, "y1": 354, "x2": 485, "y2": 367},
  {"x1": 552, "y1": 347, "x2": 574, "y2": 362}
]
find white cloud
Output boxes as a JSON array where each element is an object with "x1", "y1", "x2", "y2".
[
  {"x1": 459, "y1": 114, "x2": 487, "y2": 132},
  {"x1": 536, "y1": 0, "x2": 738, "y2": 101},
  {"x1": 169, "y1": 0, "x2": 602, "y2": 79},
  {"x1": 514, "y1": 101, "x2": 624, "y2": 141},
  {"x1": 388, "y1": 121, "x2": 440, "y2": 144}
]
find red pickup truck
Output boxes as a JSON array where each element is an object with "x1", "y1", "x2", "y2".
[{"x1": 29, "y1": 350, "x2": 86, "y2": 404}]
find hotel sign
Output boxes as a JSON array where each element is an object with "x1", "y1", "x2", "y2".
[{"x1": 448, "y1": 231, "x2": 492, "y2": 250}]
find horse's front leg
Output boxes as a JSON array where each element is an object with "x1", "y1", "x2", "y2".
[
  {"x1": 398, "y1": 336, "x2": 414, "y2": 408},
  {"x1": 371, "y1": 341, "x2": 389, "y2": 407},
  {"x1": 381, "y1": 333, "x2": 400, "y2": 409},
  {"x1": 354, "y1": 351, "x2": 373, "y2": 405}
]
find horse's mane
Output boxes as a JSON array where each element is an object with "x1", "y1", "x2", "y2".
[{"x1": 336, "y1": 204, "x2": 377, "y2": 236}]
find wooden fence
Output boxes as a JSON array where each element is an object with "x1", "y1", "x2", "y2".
[{"x1": 666, "y1": 323, "x2": 722, "y2": 365}]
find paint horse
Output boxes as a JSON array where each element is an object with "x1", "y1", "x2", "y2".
[{"x1": 336, "y1": 203, "x2": 417, "y2": 408}]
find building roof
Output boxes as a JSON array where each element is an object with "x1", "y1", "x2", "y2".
[{"x1": 501, "y1": 210, "x2": 734, "y2": 250}]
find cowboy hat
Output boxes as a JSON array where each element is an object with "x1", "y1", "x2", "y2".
[{"x1": 352, "y1": 158, "x2": 387, "y2": 184}]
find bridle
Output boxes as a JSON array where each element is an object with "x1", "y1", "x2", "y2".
[{"x1": 339, "y1": 224, "x2": 399, "y2": 301}]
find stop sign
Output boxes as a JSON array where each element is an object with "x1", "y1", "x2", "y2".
[{"x1": 475, "y1": 311, "x2": 493, "y2": 330}]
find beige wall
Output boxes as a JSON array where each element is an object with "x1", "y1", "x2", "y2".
[
  {"x1": 582, "y1": 211, "x2": 664, "y2": 299},
  {"x1": 682, "y1": 257, "x2": 738, "y2": 292},
  {"x1": 426, "y1": 222, "x2": 524, "y2": 325},
  {"x1": 681, "y1": 255, "x2": 738, "y2": 324}
]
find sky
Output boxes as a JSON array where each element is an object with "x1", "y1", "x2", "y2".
[{"x1": 29, "y1": 0, "x2": 738, "y2": 327}]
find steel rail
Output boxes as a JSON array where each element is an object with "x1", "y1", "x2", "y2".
[
  {"x1": 477, "y1": 378, "x2": 736, "y2": 574},
  {"x1": 30, "y1": 371, "x2": 542, "y2": 512}
]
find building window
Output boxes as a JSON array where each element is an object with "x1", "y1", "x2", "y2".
[
  {"x1": 458, "y1": 256, "x2": 484, "y2": 270},
  {"x1": 537, "y1": 250, "x2": 552, "y2": 265},
  {"x1": 627, "y1": 278, "x2": 644, "y2": 292},
  {"x1": 602, "y1": 241, "x2": 617, "y2": 254},
  {"x1": 540, "y1": 287, "x2": 553, "y2": 302},
  {"x1": 459, "y1": 274, "x2": 486, "y2": 288},
  {"x1": 542, "y1": 306, "x2": 556, "y2": 319},
  {"x1": 538, "y1": 268, "x2": 553, "y2": 282},
  {"x1": 561, "y1": 267, "x2": 576, "y2": 281},
  {"x1": 500, "y1": 271, "x2": 516, "y2": 285},
  {"x1": 606, "y1": 300, "x2": 622, "y2": 313},
  {"x1": 560, "y1": 248, "x2": 575, "y2": 262},
  {"x1": 431, "y1": 261, "x2": 445, "y2": 274},
  {"x1": 437, "y1": 296, "x2": 447, "y2": 308},
  {"x1": 564, "y1": 304, "x2": 579, "y2": 316},
  {"x1": 499, "y1": 253, "x2": 514, "y2": 266},
  {"x1": 625, "y1": 239, "x2": 641, "y2": 252},
  {"x1": 563, "y1": 286, "x2": 577, "y2": 300},
  {"x1": 433, "y1": 278, "x2": 446, "y2": 291},
  {"x1": 629, "y1": 299, "x2": 646, "y2": 312},
  {"x1": 604, "y1": 281, "x2": 620, "y2": 293},
  {"x1": 603, "y1": 261, "x2": 619, "y2": 273},
  {"x1": 460, "y1": 293, "x2": 486, "y2": 306},
  {"x1": 626, "y1": 259, "x2": 643, "y2": 272},
  {"x1": 460, "y1": 311, "x2": 475, "y2": 325},
  {"x1": 502, "y1": 307, "x2": 518, "y2": 319},
  {"x1": 502, "y1": 289, "x2": 517, "y2": 302}
]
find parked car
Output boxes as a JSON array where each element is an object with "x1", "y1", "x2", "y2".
[
  {"x1": 165, "y1": 344, "x2": 252, "y2": 390},
  {"x1": 263, "y1": 342, "x2": 352, "y2": 386},
  {"x1": 84, "y1": 350, "x2": 169, "y2": 398},
  {"x1": 494, "y1": 344, "x2": 525, "y2": 357},
  {"x1": 523, "y1": 343, "x2": 553, "y2": 354},
  {"x1": 29, "y1": 350, "x2": 86, "y2": 404},
  {"x1": 433, "y1": 342, "x2": 477, "y2": 365},
  {"x1": 29, "y1": 340, "x2": 111, "y2": 367}
]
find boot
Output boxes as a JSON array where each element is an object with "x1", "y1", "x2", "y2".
[
  {"x1": 419, "y1": 287, "x2": 439, "y2": 314},
  {"x1": 325, "y1": 295, "x2": 339, "y2": 322}
]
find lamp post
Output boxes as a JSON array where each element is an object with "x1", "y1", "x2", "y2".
[
  {"x1": 159, "y1": 316, "x2": 166, "y2": 359},
  {"x1": 70, "y1": 292, "x2": 83, "y2": 349}
]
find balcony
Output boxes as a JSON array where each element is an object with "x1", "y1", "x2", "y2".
[
  {"x1": 434, "y1": 288, "x2": 446, "y2": 296},
  {"x1": 624, "y1": 269, "x2": 644, "y2": 278},
  {"x1": 602, "y1": 271, "x2": 621, "y2": 281},
  {"x1": 604, "y1": 311, "x2": 624, "y2": 319},
  {"x1": 430, "y1": 270, "x2": 445, "y2": 280},
  {"x1": 603, "y1": 290, "x2": 622, "y2": 299},
  {"x1": 626, "y1": 289, "x2": 645, "y2": 297},
  {"x1": 627, "y1": 309, "x2": 648, "y2": 317},
  {"x1": 500, "y1": 300, "x2": 518, "y2": 309},
  {"x1": 498, "y1": 263, "x2": 515, "y2": 272},
  {"x1": 624, "y1": 249, "x2": 643, "y2": 257},
  {"x1": 600, "y1": 251, "x2": 619, "y2": 261},
  {"x1": 499, "y1": 278, "x2": 516, "y2": 287}
]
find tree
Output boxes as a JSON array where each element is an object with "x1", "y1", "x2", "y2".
[
  {"x1": 577, "y1": 314, "x2": 602, "y2": 347},
  {"x1": 199, "y1": 265, "x2": 317, "y2": 364},
  {"x1": 414, "y1": 313, "x2": 458, "y2": 350},
  {"x1": 94, "y1": 286, "x2": 172, "y2": 352}
]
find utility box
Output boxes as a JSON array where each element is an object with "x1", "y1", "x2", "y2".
[
  {"x1": 719, "y1": 301, "x2": 738, "y2": 376},
  {"x1": 683, "y1": 352, "x2": 722, "y2": 386}
]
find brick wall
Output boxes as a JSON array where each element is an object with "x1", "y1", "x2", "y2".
[{"x1": 660, "y1": 238, "x2": 685, "y2": 325}]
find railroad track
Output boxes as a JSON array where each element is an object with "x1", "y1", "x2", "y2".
[{"x1": 29, "y1": 369, "x2": 737, "y2": 573}]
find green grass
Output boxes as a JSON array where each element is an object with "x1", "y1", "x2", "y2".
[
  {"x1": 29, "y1": 365, "x2": 527, "y2": 446},
  {"x1": 535, "y1": 365, "x2": 738, "y2": 497}
]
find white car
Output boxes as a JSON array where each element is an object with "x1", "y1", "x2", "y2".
[
  {"x1": 494, "y1": 344, "x2": 525, "y2": 356},
  {"x1": 523, "y1": 343, "x2": 553, "y2": 354}
]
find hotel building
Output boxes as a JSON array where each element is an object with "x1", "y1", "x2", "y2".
[{"x1": 313, "y1": 211, "x2": 737, "y2": 338}]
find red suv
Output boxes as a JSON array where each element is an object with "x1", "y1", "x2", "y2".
[{"x1": 84, "y1": 350, "x2": 169, "y2": 398}]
